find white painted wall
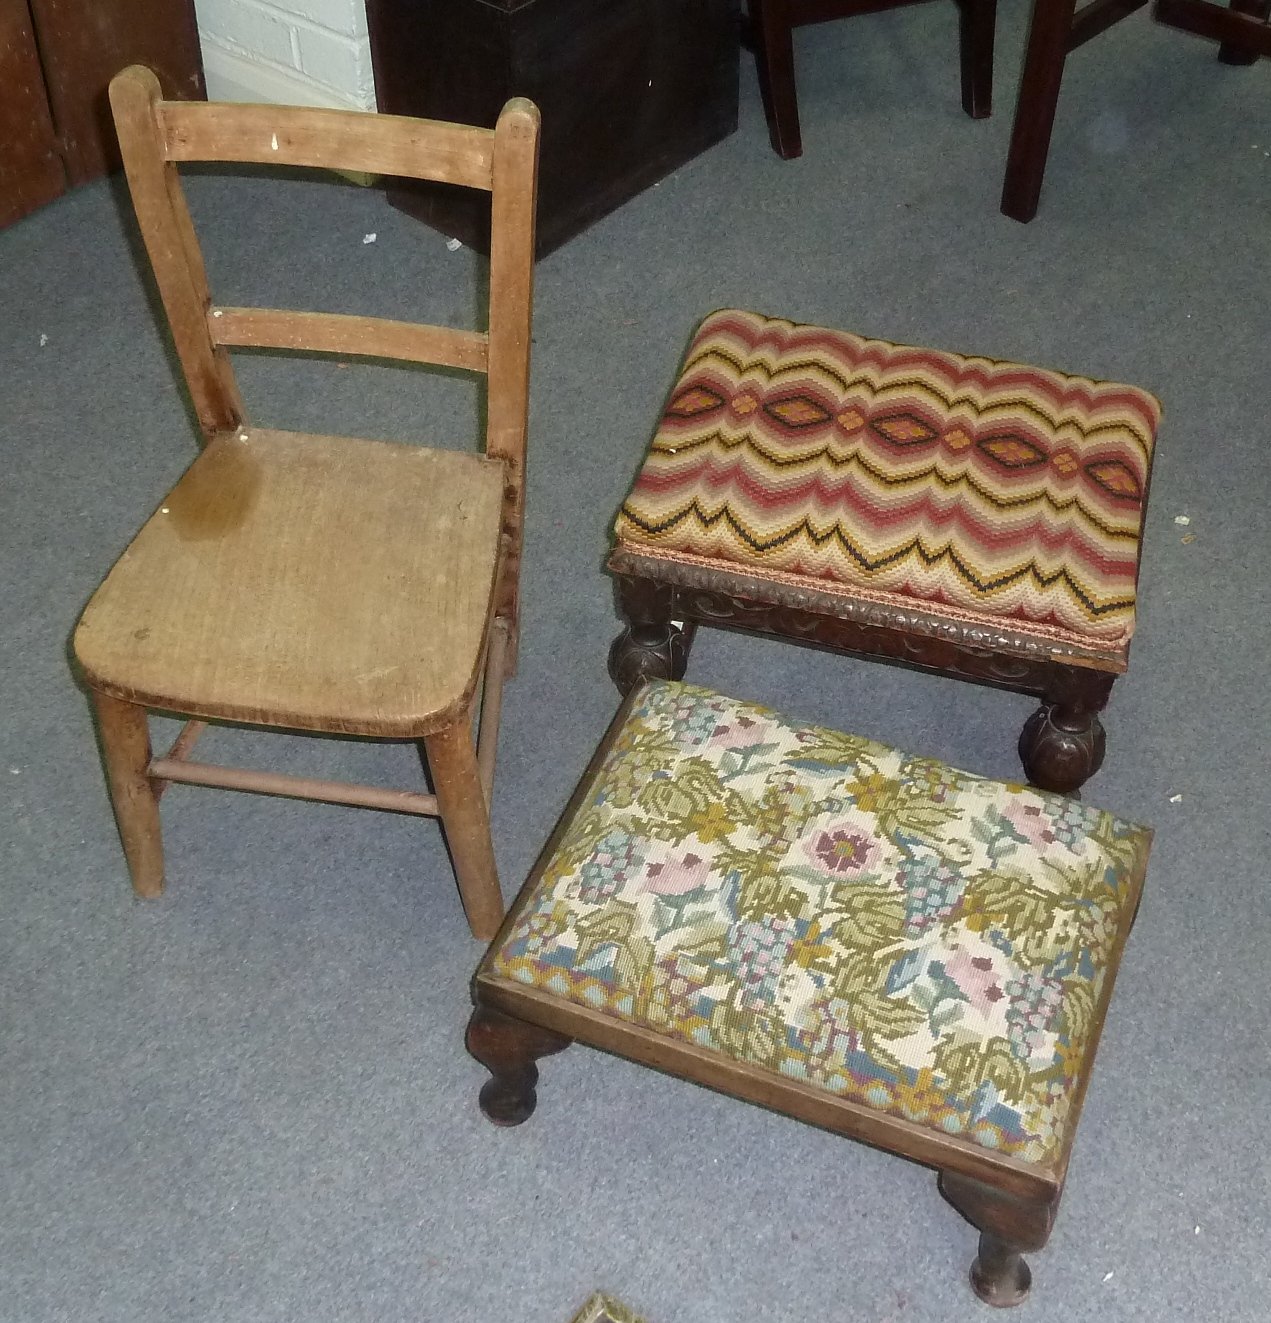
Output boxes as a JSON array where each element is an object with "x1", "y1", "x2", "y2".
[{"x1": 194, "y1": 0, "x2": 376, "y2": 110}]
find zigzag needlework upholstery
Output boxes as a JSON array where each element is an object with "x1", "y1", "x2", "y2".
[
  {"x1": 490, "y1": 681, "x2": 1151, "y2": 1167},
  {"x1": 613, "y1": 310, "x2": 1162, "y2": 656}
]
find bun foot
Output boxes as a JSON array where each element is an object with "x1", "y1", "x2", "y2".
[
  {"x1": 608, "y1": 620, "x2": 692, "y2": 695},
  {"x1": 1019, "y1": 702, "x2": 1105, "y2": 795},
  {"x1": 466, "y1": 1004, "x2": 571, "y2": 1128},
  {"x1": 970, "y1": 1233, "x2": 1033, "y2": 1307}
]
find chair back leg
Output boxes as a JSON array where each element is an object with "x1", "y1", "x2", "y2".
[
  {"x1": 958, "y1": 0, "x2": 998, "y2": 117},
  {"x1": 751, "y1": 0, "x2": 804, "y2": 157}
]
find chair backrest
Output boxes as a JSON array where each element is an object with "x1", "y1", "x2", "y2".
[{"x1": 109, "y1": 63, "x2": 539, "y2": 623}]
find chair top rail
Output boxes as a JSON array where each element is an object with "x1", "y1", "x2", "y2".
[
  {"x1": 210, "y1": 307, "x2": 490, "y2": 373},
  {"x1": 158, "y1": 100, "x2": 497, "y2": 190}
]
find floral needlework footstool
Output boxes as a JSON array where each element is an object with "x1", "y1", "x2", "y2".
[
  {"x1": 606, "y1": 310, "x2": 1163, "y2": 795},
  {"x1": 469, "y1": 681, "x2": 1152, "y2": 1306}
]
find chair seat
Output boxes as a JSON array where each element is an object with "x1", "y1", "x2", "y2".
[
  {"x1": 486, "y1": 680, "x2": 1150, "y2": 1169},
  {"x1": 612, "y1": 310, "x2": 1162, "y2": 664},
  {"x1": 74, "y1": 428, "x2": 506, "y2": 737}
]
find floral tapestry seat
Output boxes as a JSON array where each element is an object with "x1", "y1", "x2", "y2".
[
  {"x1": 470, "y1": 681, "x2": 1152, "y2": 1306},
  {"x1": 606, "y1": 310, "x2": 1163, "y2": 795}
]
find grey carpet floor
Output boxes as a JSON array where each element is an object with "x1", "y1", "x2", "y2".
[{"x1": 2, "y1": 8, "x2": 1269, "y2": 1322}]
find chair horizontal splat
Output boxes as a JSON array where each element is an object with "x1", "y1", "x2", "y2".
[
  {"x1": 208, "y1": 307, "x2": 490, "y2": 372},
  {"x1": 158, "y1": 101, "x2": 497, "y2": 188}
]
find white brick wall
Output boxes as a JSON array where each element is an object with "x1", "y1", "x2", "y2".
[{"x1": 194, "y1": 0, "x2": 376, "y2": 111}]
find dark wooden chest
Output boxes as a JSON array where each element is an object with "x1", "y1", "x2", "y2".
[{"x1": 366, "y1": 0, "x2": 740, "y2": 256}]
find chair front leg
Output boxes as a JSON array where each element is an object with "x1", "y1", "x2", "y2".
[
  {"x1": 91, "y1": 690, "x2": 165, "y2": 898},
  {"x1": 424, "y1": 717, "x2": 504, "y2": 941},
  {"x1": 1001, "y1": 0, "x2": 1080, "y2": 221}
]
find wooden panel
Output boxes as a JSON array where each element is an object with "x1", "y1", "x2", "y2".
[
  {"x1": 210, "y1": 307, "x2": 490, "y2": 372},
  {"x1": 28, "y1": 0, "x2": 204, "y2": 185},
  {"x1": 0, "y1": 0, "x2": 66, "y2": 227},
  {"x1": 160, "y1": 101, "x2": 497, "y2": 189},
  {"x1": 367, "y1": 0, "x2": 739, "y2": 255},
  {"x1": 74, "y1": 429, "x2": 507, "y2": 738}
]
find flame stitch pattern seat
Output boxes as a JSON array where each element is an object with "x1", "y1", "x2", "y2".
[{"x1": 613, "y1": 310, "x2": 1162, "y2": 657}]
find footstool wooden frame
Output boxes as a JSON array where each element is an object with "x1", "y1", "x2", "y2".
[
  {"x1": 607, "y1": 310, "x2": 1162, "y2": 795},
  {"x1": 469, "y1": 681, "x2": 1151, "y2": 1305}
]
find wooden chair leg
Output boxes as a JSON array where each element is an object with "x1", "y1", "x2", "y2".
[
  {"x1": 466, "y1": 1003, "x2": 572, "y2": 1125},
  {"x1": 938, "y1": 1171, "x2": 1059, "y2": 1306},
  {"x1": 423, "y1": 717, "x2": 504, "y2": 941},
  {"x1": 750, "y1": 0, "x2": 804, "y2": 158},
  {"x1": 958, "y1": 0, "x2": 997, "y2": 119},
  {"x1": 90, "y1": 690, "x2": 164, "y2": 898},
  {"x1": 608, "y1": 576, "x2": 694, "y2": 695},
  {"x1": 1000, "y1": 0, "x2": 1079, "y2": 221},
  {"x1": 1219, "y1": 0, "x2": 1270, "y2": 62}
]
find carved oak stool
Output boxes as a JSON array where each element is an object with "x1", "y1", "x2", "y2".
[
  {"x1": 607, "y1": 310, "x2": 1162, "y2": 794},
  {"x1": 469, "y1": 680, "x2": 1151, "y2": 1304}
]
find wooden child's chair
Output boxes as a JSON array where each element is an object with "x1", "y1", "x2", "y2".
[
  {"x1": 73, "y1": 66, "x2": 540, "y2": 940},
  {"x1": 749, "y1": 0, "x2": 998, "y2": 159}
]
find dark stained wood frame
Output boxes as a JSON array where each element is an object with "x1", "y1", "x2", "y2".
[
  {"x1": 1001, "y1": 0, "x2": 1269, "y2": 222},
  {"x1": 606, "y1": 565, "x2": 1121, "y2": 796},
  {"x1": 469, "y1": 682, "x2": 1151, "y2": 1305},
  {"x1": 749, "y1": 0, "x2": 997, "y2": 160}
]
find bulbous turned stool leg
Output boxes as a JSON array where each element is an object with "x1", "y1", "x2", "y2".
[
  {"x1": 1019, "y1": 669, "x2": 1115, "y2": 796},
  {"x1": 938, "y1": 1171, "x2": 1059, "y2": 1307},
  {"x1": 1019, "y1": 703, "x2": 1105, "y2": 795},
  {"x1": 466, "y1": 1004, "x2": 571, "y2": 1126},
  {"x1": 608, "y1": 575, "x2": 694, "y2": 695}
]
